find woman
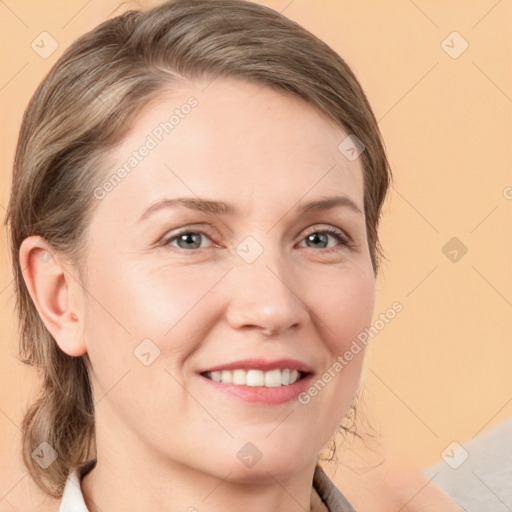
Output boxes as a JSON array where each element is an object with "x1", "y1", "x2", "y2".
[{"x1": 5, "y1": 0, "x2": 429, "y2": 510}]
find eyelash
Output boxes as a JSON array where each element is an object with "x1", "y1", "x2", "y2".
[{"x1": 160, "y1": 226, "x2": 353, "y2": 253}]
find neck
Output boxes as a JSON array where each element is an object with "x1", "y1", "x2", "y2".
[
  {"x1": 81, "y1": 458, "x2": 317, "y2": 512},
  {"x1": 80, "y1": 414, "x2": 318, "y2": 512}
]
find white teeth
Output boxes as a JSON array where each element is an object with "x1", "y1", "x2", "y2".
[
  {"x1": 232, "y1": 369, "x2": 246, "y2": 385},
  {"x1": 264, "y1": 369, "x2": 281, "y2": 387},
  {"x1": 247, "y1": 369, "x2": 264, "y2": 386},
  {"x1": 204, "y1": 368, "x2": 302, "y2": 387},
  {"x1": 221, "y1": 370, "x2": 232, "y2": 383}
]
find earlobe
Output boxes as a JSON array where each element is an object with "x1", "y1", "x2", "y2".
[{"x1": 19, "y1": 236, "x2": 87, "y2": 357}]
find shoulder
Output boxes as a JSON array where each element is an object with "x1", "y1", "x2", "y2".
[
  {"x1": 371, "y1": 465, "x2": 463, "y2": 511},
  {"x1": 323, "y1": 463, "x2": 462, "y2": 512}
]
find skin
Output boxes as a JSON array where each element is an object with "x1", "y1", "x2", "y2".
[{"x1": 20, "y1": 77, "x2": 376, "y2": 511}]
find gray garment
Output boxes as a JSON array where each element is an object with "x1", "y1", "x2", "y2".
[
  {"x1": 422, "y1": 417, "x2": 512, "y2": 511},
  {"x1": 60, "y1": 459, "x2": 356, "y2": 512},
  {"x1": 313, "y1": 464, "x2": 357, "y2": 512}
]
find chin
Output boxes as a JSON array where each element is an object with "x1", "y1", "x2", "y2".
[
  {"x1": 220, "y1": 439, "x2": 316, "y2": 484},
  {"x1": 222, "y1": 457, "x2": 313, "y2": 485}
]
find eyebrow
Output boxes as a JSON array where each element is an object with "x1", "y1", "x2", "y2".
[{"x1": 137, "y1": 194, "x2": 363, "y2": 223}]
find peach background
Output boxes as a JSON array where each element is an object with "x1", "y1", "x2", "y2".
[{"x1": 1, "y1": 0, "x2": 510, "y2": 507}]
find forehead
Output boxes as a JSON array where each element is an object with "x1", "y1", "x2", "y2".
[{"x1": 95, "y1": 77, "x2": 365, "y2": 222}]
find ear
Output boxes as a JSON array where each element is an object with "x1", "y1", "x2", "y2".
[{"x1": 19, "y1": 236, "x2": 87, "y2": 357}]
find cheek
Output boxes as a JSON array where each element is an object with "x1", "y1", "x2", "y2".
[
  {"x1": 298, "y1": 264, "x2": 374, "y2": 412},
  {"x1": 79, "y1": 258, "x2": 225, "y2": 433},
  {"x1": 81, "y1": 257, "x2": 230, "y2": 373},
  {"x1": 310, "y1": 264, "x2": 376, "y2": 356}
]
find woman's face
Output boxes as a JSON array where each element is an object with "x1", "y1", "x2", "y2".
[{"x1": 79, "y1": 77, "x2": 375, "y2": 481}]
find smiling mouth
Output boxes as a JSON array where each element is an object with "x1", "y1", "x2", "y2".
[{"x1": 201, "y1": 368, "x2": 308, "y2": 387}]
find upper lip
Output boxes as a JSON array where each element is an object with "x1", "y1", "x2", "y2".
[{"x1": 199, "y1": 358, "x2": 314, "y2": 374}]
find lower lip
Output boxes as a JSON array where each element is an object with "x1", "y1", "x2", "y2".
[{"x1": 199, "y1": 373, "x2": 314, "y2": 405}]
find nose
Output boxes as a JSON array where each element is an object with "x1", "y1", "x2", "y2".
[{"x1": 225, "y1": 243, "x2": 310, "y2": 338}]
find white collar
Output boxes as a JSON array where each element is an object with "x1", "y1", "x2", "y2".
[{"x1": 59, "y1": 461, "x2": 96, "y2": 512}]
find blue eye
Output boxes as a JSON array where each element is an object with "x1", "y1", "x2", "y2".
[
  {"x1": 298, "y1": 227, "x2": 352, "y2": 251},
  {"x1": 161, "y1": 226, "x2": 352, "y2": 252},
  {"x1": 164, "y1": 230, "x2": 213, "y2": 250}
]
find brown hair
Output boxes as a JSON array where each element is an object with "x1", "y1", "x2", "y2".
[{"x1": 5, "y1": 0, "x2": 391, "y2": 497}]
